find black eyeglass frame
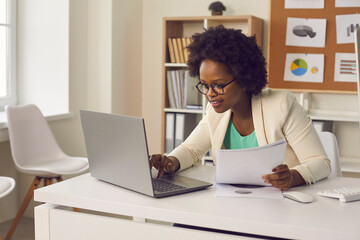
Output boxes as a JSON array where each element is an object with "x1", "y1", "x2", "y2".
[{"x1": 195, "y1": 78, "x2": 237, "y2": 95}]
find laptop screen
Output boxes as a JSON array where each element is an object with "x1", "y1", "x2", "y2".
[{"x1": 80, "y1": 110, "x2": 154, "y2": 196}]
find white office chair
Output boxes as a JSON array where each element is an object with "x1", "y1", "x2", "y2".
[
  {"x1": 0, "y1": 176, "x2": 15, "y2": 240},
  {"x1": 5, "y1": 104, "x2": 89, "y2": 240},
  {"x1": 0, "y1": 177, "x2": 15, "y2": 199},
  {"x1": 318, "y1": 131, "x2": 342, "y2": 178}
]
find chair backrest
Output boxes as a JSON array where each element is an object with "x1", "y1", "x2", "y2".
[
  {"x1": 318, "y1": 131, "x2": 342, "y2": 178},
  {"x1": 6, "y1": 104, "x2": 65, "y2": 168},
  {"x1": 0, "y1": 177, "x2": 15, "y2": 198}
]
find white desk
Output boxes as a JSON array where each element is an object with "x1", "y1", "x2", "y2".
[{"x1": 34, "y1": 165, "x2": 360, "y2": 240}]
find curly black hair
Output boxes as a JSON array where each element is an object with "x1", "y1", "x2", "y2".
[{"x1": 187, "y1": 25, "x2": 267, "y2": 96}]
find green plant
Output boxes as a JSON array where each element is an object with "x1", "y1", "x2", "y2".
[{"x1": 208, "y1": 1, "x2": 226, "y2": 15}]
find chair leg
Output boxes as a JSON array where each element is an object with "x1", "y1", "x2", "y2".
[
  {"x1": 43, "y1": 178, "x2": 48, "y2": 186},
  {"x1": 5, "y1": 176, "x2": 42, "y2": 240},
  {"x1": 44, "y1": 178, "x2": 51, "y2": 186},
  {"x1": 73, "y1": 207, "x2": 81, "y2": 212}
]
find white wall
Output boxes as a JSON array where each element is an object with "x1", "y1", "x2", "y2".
[
  {"x1": 111, "y1": 0, "x2": 143, "y2": 116},
  {"x1": 17, "y1": 0, "x2": 69, "y2": 115},
  {"x1": 86, "y1": 0, "x2": 143, "y2": 115},
  {"x1": 87, "y1": 0, "x2": 112, "y2": 113}
]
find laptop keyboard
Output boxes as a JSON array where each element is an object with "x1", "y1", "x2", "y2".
[{"x1": 153, "y1": 179, "x2": 186, "y2": 192}]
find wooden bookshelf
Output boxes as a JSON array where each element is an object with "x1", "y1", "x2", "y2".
[{"x1": 161, "y1": 15, "x2": 263, "y2": 158}]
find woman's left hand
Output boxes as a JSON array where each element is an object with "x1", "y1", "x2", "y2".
[{"x1": 262, "y1": 164, "x2": 293, "y2": 190}]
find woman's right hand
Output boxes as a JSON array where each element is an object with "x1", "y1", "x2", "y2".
[{"x1": 150, "y1": 154, "x2": 180, "y2": 178}]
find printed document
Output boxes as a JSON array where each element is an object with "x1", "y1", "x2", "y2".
[{"x1": 216, "y1": 139, "x2": 287, "y2": 186}]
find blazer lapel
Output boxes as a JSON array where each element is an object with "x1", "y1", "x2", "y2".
[
  {"x1": 252, "y1": 92, "x2": 268, "y2": 146},
  {"x1": 212, "y1": 110, "x2": 231, "y2": 161}
]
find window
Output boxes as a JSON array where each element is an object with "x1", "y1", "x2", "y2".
[{"x1": 0, "y1": 0, "x2": 16, "y2": 110}]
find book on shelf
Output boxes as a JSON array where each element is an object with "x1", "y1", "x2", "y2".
[
  {"x1": 166, "y1": 69, "x2": 202, "y2": 109},
  {"x1": 165, "y1": 112, "x2": 175, "y2": 153},
  {"x1": 186, "y1": 37, "x2": 192, "y2": 45},
  {"x1": 170, "y1": 70, "x2": 181, "y2": 108},
  {"x1": 167, "y1": 38, "x2": 176, "y2": 63},
  {"x1": 168, "y1": 70, "x2": 181, "y2": 109},
  {"x1": 182, "y1": 37, "x2": 191, "y2": 63},
  {"x1": 174, "y1": 113, "x2": 198, "y2": 148},
  {"x1": 182, "y1": 38, "x2": 188, "y2": 62},
  {"x1": 166, "y1": 71, "x2": 177, "y2": 108},
  {"x1": 172, "y1": 38, "x2": 180, "y2": 63},
  {"x1": 176, "y1": 38, "x2": 185, "y2": 63},
  {"x1": 176, "y1": 70, "x2": 184, "y2": 108},
  {"x1": 167, "y1": 37, "x2": 192, "y2": 63},
  {"x1": 184, "y1": 70, "x2": 202, "y2": 108},
  {"x1": 165, "y1": 112, "x2": 198, "y2": 152}
]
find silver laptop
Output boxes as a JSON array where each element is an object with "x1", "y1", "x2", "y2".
[{"x1": 80, "y1": 110, "x2": 212, "y2": 198}]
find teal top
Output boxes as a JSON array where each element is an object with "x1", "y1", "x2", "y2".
[{"x1": 223, "y1": 119, "x2": 259, "y2": 149}]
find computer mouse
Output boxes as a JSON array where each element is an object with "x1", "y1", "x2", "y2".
[{"x1": 283, "y1": 191, "x2": 314, "y2": 203}]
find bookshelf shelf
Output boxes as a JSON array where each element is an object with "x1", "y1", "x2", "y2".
[
  {"x1": 164, "y1": 108, "x2": 203, "y2": 114},
  {"x1": 164, "y1": 63, "x2": 187, "y2": 67},
  {"x1": 161, "y1": 15, "x2": 263, "y2": 156}
]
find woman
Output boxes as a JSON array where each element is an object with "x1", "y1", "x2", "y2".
[{"x1": 151, "y1": 25, "x2": 330, "y2": 190}]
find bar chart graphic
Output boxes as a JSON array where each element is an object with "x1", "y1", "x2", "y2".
[
  {"x1": 340, "y1": 59, "x2": 356, "y2": 75},
  {"x1": 334, "y1": 53, "x2": 357, "y2": 82}
]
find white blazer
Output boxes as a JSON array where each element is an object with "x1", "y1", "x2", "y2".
[{"x1": 169, "y1": 88, "x2": 331, "y2": 184}]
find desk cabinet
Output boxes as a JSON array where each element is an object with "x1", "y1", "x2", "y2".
[{"x1": 35, "y1": 204, "x2": 247, "y2": 240}]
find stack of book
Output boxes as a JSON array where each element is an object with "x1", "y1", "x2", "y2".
[
  {"x1": 166, "y1": 69, "x2": 202, "y2": 110},
  {"x1": 167, "y1": 37, "x2": 192, "y2": 63}
]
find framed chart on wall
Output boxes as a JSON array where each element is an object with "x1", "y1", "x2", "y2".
[{"x1": 268, "y1": 0, "x2": 360, "y2": 92}]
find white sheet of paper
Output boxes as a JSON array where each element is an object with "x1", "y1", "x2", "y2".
[
  {"x1": 286, "y1": 18, "x2": 327, "y2": 47},
  {"x1": 284, "y1": 53, "x2": 324, "y2": 83},
  {"x1": 215, "y1": 139, "x2": 286, "y2": 186},
  {"x1": 215, "y1": 184, "x2": 283, "y2": 199},
  {"x1": 336, "y1": 14, "x2": 360, "y2": 44},
  {"x1": 336, "y1": 0, "x2": 360, "y2": 7},
  {"x1": 334, "y1": 53, "x2": 357, "y2": 82},
  {"x1": 285, "y1": 0, "x2": 324, "y2": 9}
]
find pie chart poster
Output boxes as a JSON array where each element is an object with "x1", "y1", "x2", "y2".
[
  {"x1": 284, "y1": 53, "x2": 324, "y2": 83},
  {"x1": 286, "y1": 17, "x2": 327, "y2": 48}
]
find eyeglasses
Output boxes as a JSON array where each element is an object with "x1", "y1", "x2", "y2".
[{"x1": 196, "y1": 79, "x2": 236, "y2": 95}]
